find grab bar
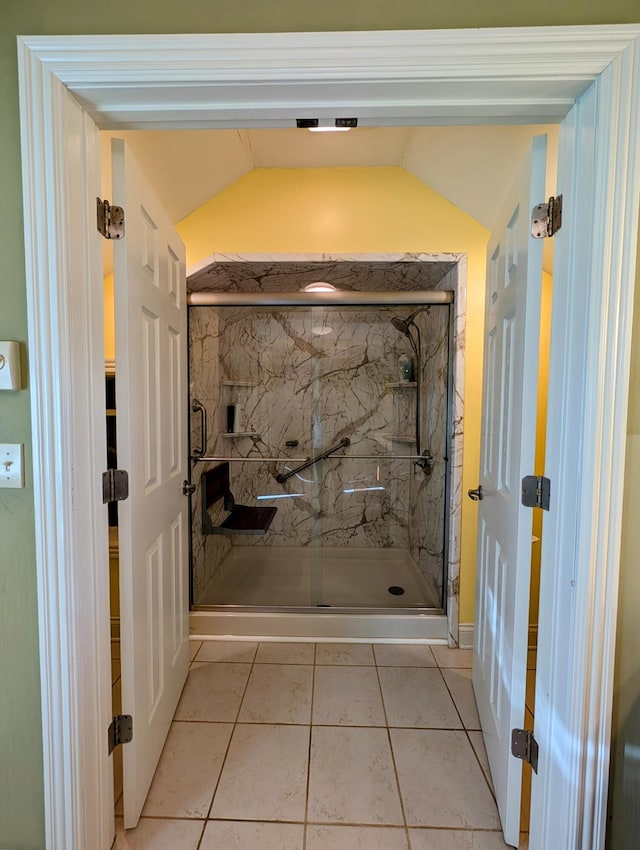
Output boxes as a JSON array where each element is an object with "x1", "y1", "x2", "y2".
[
  {"x1": 275, "y1": 437, "x2": 351, "y2": 484},
  {"x1": 191, "y1": 398, "x2": 207, "y2": 459}
]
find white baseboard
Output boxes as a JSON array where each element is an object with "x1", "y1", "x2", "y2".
[
  {"x1": 457, "y1": 622, "x2": 538, "y2": 651},
  {"x1": 458, "y1": 623, "x2": 474, "y2": 649}
]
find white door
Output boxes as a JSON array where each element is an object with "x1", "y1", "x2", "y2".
[
  {"x1": 472, "y1": 136, "x2": 546, "y2": 846},
  {"x1": 112, "y1": 138, "x2": 190, "y2": 828}
]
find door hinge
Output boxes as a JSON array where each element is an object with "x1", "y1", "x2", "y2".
[
  {"x1": 511, "y1": 728, "x2": 539, "y2": 773},
  {"x1": 97, "y1": 197, "x2": 125, "y2": 240},
  {"x1": 531, "y1": 194, "x2": 562, "y2": 238},
  {"x1": 108, "y1": 714, "x2": 133, "y2": 755},
  {"x1": 102, "y1": 469, "x2": 129, "y2": 504},
  {"x1": 521, "y1": 475, "x2": 550, "y2": 511}
]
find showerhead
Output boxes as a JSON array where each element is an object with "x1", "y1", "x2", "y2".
[
  {"x1": 390, "y1": 316, "x2": 412, "y2": 336},
  {"x1": 390, "y1": 306, "x2": 431, "y2": 337}
]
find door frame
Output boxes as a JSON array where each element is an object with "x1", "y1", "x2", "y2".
[{"x1": 16, "y1": 26, "x2": 640, "y2": 850}]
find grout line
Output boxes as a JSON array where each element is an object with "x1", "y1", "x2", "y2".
[
  {"x1": 372, "y1": 643, "x2": 412, "y2": 850},
  {"x1": 201, "y1": 645, "x2": 257, "y2": 825},
  {"x1": 193, "y1": 819, "x2": 208, "y2": 850},
  {"x1": 438, "y1": 665, "x2": 467, "y2": 730},
  {"x1": 303, "y1": 643, "x2": 317, "y2": 850}
]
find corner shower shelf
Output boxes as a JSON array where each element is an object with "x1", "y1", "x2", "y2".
[{"x1": 383, "y1": 434, "x2": 416, "y2": 444}]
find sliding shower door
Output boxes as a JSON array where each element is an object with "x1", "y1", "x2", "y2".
[{"x1": 189, "y1": 300, "x2": 451, "y2": 612}]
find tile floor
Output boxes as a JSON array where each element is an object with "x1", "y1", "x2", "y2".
[{"x1": 112, "y1": 641, "x2": 530, "y2": 849}]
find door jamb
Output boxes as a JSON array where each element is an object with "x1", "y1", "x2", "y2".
[{"x1": 16, "y1": 26, "x2": 640, "y2": 850}]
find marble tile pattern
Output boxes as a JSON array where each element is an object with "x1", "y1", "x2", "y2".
[
  {"x1": 188, "y1": 258, "x2": 462, "y2": 611},
  {"x1": 118, "y1": 642, "x2": 522, "y2": 849}
]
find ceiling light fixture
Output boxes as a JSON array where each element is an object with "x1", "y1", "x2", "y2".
[
  {"x1": 303, "y1": 282, "x2": 337, "y2": 293},
  {"x1": 296, "y1": 118, "x2": 357, "y2": 132}
]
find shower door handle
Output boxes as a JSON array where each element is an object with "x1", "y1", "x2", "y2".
[
  {"x1": 467, "y1": 485, "x2": 483, "y2": 501},
  {"x1": 191, "y1": 398, "x2": 207, "y2": 459}
]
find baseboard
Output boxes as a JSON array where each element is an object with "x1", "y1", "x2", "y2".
[
  {"x1": 457, "y1": 622, "x2": 538, "y2": 651},
  {"x1": 458, "y1": 622, "x2": 474, "y2": 649}
]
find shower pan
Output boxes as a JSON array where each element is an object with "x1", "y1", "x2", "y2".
[{"x1": 187, "y1": 288, "x2": 454, "y2": 621}]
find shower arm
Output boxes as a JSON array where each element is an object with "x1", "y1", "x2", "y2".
[{"x1": 275, "y1": 437, "x2": 351, "y2": 484}]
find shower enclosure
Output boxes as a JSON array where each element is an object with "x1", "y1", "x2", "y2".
[{"x1": 188, "y1": 284, "x2": 454, "y2": 615}]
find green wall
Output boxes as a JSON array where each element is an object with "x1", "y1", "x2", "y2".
[{"x1": 1, "y1": 3, "x2": 638, "y2": 848}]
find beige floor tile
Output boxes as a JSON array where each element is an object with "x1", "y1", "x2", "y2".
[
  {"x1": 467, "y1": 730, "x2": 494, "y2": 794},
  {"x1": 378, "y1": 667, "x2": 461, "y2": 729},
  {"x1": 142, "y1": 721, "x2": 232, "y2": 818},
  {"x1": 194, "y1": 640, "x2": 258, "y2": 663},
  {"x1": 200, "y1": 820, "x2": 304, "y2": 849},
  {"x1": 114, "y1": 817, "x2": 203, "y2": 849},
  {"x1": 255, "y1": 641, "x2": 316, "y2": 664},
  {"x1": 307, "y1": 825, "x2": 409, "y2": 849},
  {"x1": 313, "y1": 665, "x2": 386, "y2": 726},
  {"x1": 174, "y1": 662, "x2": 250, "y2": 722},
  {"x1": 316, "y1": 642, "x2": 375, "y2": 665},
  {"x1": 391, "y1": 729, "x2": 500, "y2": 828},
  {"x1": 432, "y1": 646, "x2": 473, "y2": 668},
  {"x1": 307, "y1": 726, "x2": 403, "y2": 825},
  {"x1": 210, "y1": 724, "x2": 309, "y2": 821},
  {"x1": 408, "y1": 830, "x2": 515, "y2": 849},
  {"x1": 441, "y1": 668, "x2": 481, "y2": 729},
  {"x1": 373, "y1": 643, "x2": 436, "y2": 667},
  {"x1": 238, "y1": 664, "x2": 313, "y2": 724},
  {"x1": 188, "y1": 640, "x2": 202, "y2": 662}
]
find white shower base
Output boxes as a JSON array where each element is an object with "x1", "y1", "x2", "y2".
[{"x1": 191, "y1": 545, "x2": 447, "y2": 642}]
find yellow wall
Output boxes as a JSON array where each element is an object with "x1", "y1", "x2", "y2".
[
  {"x1": 176, "y1": 166, "x2": 490, "y2": 622},
  {"x1": 529, "y1": 270, "x2": 553, "y2": 630}
]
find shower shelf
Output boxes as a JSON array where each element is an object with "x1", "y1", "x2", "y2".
[
  {"x1": 388, "y1": 382, "x2": 417, "y2": 388},
  {"x1": 220, "y1": 432, "x2": 256, "y2": 438},
  {"x1": 221, "y1": 381, "x2": 257, "y2": 387},
  {"x1": 383, "y1": 434, "x2": 416, "y2": 444}
]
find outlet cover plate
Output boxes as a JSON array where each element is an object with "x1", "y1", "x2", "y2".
[
  {"x1": 0, "y1": 444, "x2": 24, "y2": 488},
  {"x1": 0, "y1": 341, "x2": 22, "y2": 390}
]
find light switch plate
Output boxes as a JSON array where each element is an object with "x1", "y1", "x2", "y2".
[
  {"x1": 0, "y1": 341, "x2": 22, "y2": 390},
  {"x1": 0, "y1": 444, "x2": 24, "y2": 488}
]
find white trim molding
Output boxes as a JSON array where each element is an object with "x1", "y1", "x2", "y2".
[
  {"x1": 19, "y1": 27, "x2": 640, "y2": 129},
  {"x1": 531, "y1": 35, "x2": 640, "y2": 850},
  {"x1": 16, "y1": 26, "x2": 640, "y2": 850}
]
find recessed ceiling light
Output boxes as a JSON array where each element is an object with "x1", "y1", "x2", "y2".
[{"x1": 303, "y1": 282, "x2": 337, "y2": 293}]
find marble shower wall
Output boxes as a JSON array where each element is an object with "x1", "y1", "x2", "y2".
[
  {"x1": 408, "y1": 301, "x2": 452, "y2": 607},
  {"x1": 188, "y1": 260, "x2": 455, "y2": 606}
]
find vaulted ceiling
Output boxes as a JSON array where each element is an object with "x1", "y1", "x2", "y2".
[{"x1": 101, "y1": 124, "x2": 558, "y2": 269}]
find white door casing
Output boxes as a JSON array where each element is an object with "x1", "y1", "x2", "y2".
[
  {"x1": 112, "y1": 138, "x2": 189, "y2": 827},
  {"x1": 16, "y1": 29, "x2": 640, "y2": 850},
  {"x1": 473, "y1": 136, "x2": 546, "y2": 846}
]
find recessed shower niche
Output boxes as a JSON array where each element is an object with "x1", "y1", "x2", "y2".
[{"x1": 187, "y1": 257, "x2": 464, "y2": 619}]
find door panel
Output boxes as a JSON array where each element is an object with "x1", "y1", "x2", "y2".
[
  {"x1": 472, "y1": 136, "x2": 546, "y2": 846},
  {"x1": 113, "y1": 138, "x2": 189, "y2": 828}
]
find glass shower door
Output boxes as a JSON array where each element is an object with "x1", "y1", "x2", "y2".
[{"x1": 189, "y1": 300, "x2": 451, "y2": 611}]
